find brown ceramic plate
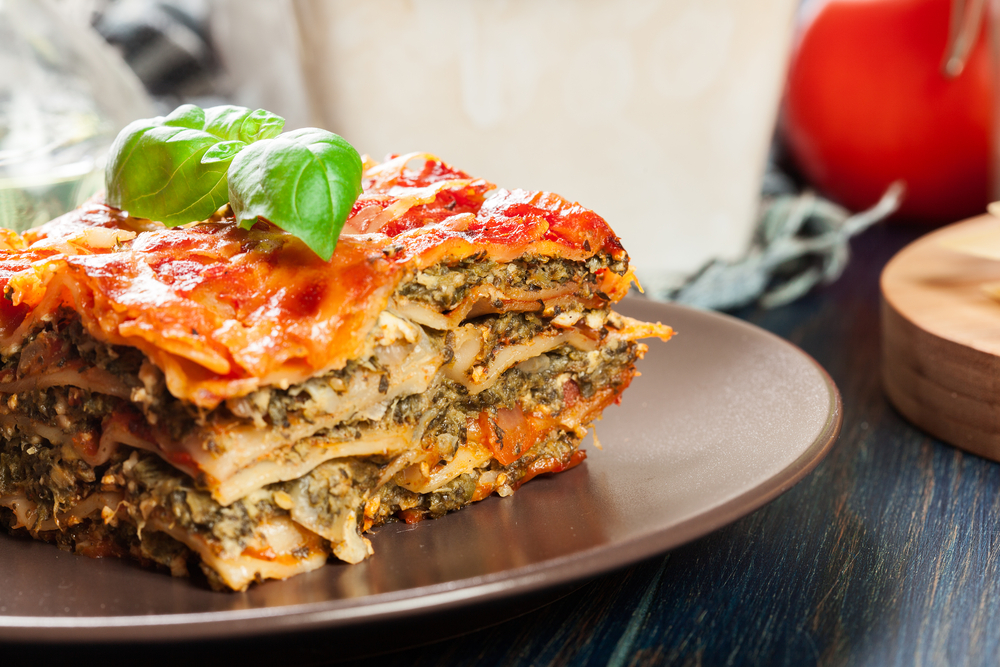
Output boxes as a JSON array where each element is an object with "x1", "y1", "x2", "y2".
[{"x1": 0, "y1": 299, "x2": 841, "y2": 643}]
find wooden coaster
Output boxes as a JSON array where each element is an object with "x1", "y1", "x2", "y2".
[
  {"x1": 881, "y1": 215, "x2": 1000, "y2": 461},
  {"x1": 881, "y1": 214, "x2": 1000, "y2": 461}
]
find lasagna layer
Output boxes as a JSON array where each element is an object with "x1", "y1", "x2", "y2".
[
  {"x1": 0, "y1": 331, "x2": 642, "y2": 589},
  {"x1": 0, "y1": 153, "x2": 672, "y2": 590}
]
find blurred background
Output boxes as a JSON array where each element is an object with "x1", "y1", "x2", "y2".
[{"x1": 0, "y1": 0, "x2": 991, "y2": 308}]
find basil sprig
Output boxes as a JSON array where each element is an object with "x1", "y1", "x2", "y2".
[{"x1": 105, "y1": 104, "x2": 364, "y2": 261}]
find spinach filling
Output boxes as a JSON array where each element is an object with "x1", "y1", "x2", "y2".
[
  {"x1": 395, "y1": 252, "x2": 627, "y2": 311},
  {"x1": 0, "y1": 434, "x2": 100, "y2": 520}
]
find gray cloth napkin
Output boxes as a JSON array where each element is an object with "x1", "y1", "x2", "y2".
[{"x1": 665, "y1": 182, "x2": 903, "y2": 311}]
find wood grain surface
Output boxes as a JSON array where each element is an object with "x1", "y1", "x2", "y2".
[
  {"x1": 882, "y1": 215, "x2": 1000, "y2": 461},
  {"x1": 12, "y1": 224, "x2": 1000, "y2": 667}
]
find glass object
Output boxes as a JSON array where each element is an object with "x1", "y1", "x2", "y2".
[
  {"x1": 287, "y1": 0, "x2": 798, "y2": 293},
  {"x1": 0, "y1": 0, "x2": 153, "y2": 232}
]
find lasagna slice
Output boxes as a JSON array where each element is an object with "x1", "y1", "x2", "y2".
[{"x1": 0, "y1": 153, "x2": 672, "y2": 590}]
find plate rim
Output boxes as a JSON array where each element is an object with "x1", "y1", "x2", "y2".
[{"x1": 0, "y1": 300, "x2": 843, "y2": 643}]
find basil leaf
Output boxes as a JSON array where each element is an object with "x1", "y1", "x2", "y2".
[
  {"x1": 203, "y1": 106, "x2": 284, "y2": 143},
  {"x1": 105, "y1": 104, "x2": 285, "y2": 226},
  {"x1": 202, "y1": 140, "x2": 247, "y2": 164},
  {"x1": 228, "y1": 128, "x2": 363, "y2": 261},
  {"x1": 160, "y1": 104, "x2": 206, "y2": 130}
]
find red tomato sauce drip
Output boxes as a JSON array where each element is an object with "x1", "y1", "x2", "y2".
[
  {"x1": 0, "y1": 291, "x2": 29, "y2": 337},
  {"x1": 76, "y1": 533, "x2": 127, "y2": 559},
  {"x1": 169, "y1": 450, "x2": 197, "y2": 468},
  {"x1": 514, "y1": 450, "x2": 588, "y2": 491},
  {"x1": 478, "y1": 406, "x2": 544, "y2": 467},
  {"x1": 399, "y1": 508, "x2": 426, "y2": 524},
  {"x1": 562, "y1": 380, "x2": 580, "y2": 410}
]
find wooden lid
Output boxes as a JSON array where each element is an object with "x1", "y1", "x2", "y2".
[{"x1": 881, "y1": 214, "x2": 1000, "y2": 460}]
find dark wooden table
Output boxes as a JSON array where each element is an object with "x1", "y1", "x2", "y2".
[
  {"x1": 326, "y1": 221, "x2": 1000, "y2": 666},
  {"x1": 13, "y1": 222, "x2": 995, "y2": 666}
]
